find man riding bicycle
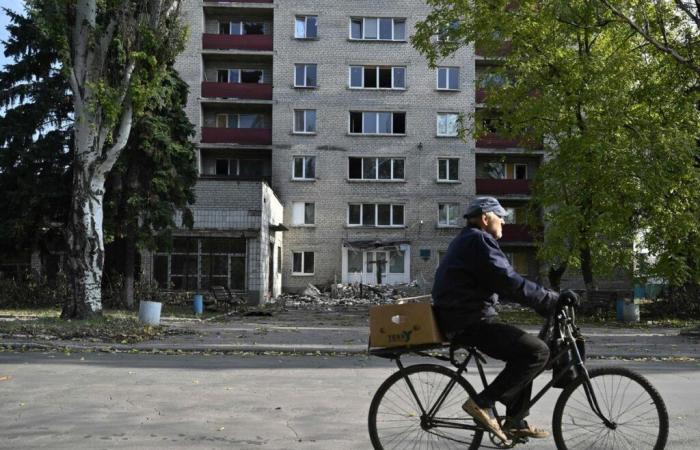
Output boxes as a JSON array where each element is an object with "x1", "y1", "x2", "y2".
[{"x1": 432, "y1": 197, "x2": 576, "y2": 442}]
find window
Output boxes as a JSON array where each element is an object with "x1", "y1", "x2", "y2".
[
  {"x1": 437, "y1": 113, "x2": 459, "y2": 136},
  {"x1": 277, "y1": 247, "x2": 282, "y2": 274},
  {"x1": 295, "y1": 15, "x2": 317, "y2": 39},
  {"x1": 292, "y1": 202, "x2": 315, "y2": 225},
  {"x1": 349, "y1": 111, "x2": 405, "y2": 135},
  {"x1": 347, "y1": 250, "x2": 363, "y2": 273},
  {"x1": 437, "y1": 250, "x2": 447, "y2": 267},
  {"x1": 438, "y1": 158, "x2": 459, "y2": 181},
  {"x1": 349, "y1": 66, "x2": 406, "y2": 89},
  {"x1": 217, "y1": 69, "x2": 264, "y2": 84},
  {"x1": 348, "y1": 157, "x2": 404, "y2": 180},
  {"x1": 294, "y1": 64, "x2": 317, "y2": 87},
  {"x1": 215, "y1": 159, "x2": 229, "y2": 175},
  {"x1": 505, "y1": 252, "x2": 529, "y2": 275},
  {"x1": 294, "y1": 109, "x2": 317, "y2": 133},
  {"x1": 347, "y1": 203, "x2": 404, "y2": 227},
  {"x1": 350, "y1": 18, "x2": 406, "y2": 41},
  {"x1": 219, "y1": 21, "x2": 266, "y2": 36},
  {"x1": 389, "y1": 250, "x2": 405, "y2": 273},
  {"x1": 153, "y1": 237, "x2": 246, "y2": 291},
  {"x1": 292, "y1": 156, "x2": 316, "y2": 180},
  {"x1": 486, "y1": 162, "x2": 528, "y2": 179},
  {"x1": 292, "y1": 251, "x2": 314, "y2": 275},
  {"x1": 215, "y1": 113, "x2": 266, "y2": 129},
  {"x1": 438, "y1": 203, "x2": 461, "y2": 227},
  {"x1": 437, "y1": 67, "x2": 460, "y2": 90},
  {"x1": 209, "y1": 159, "x2": 264, "y2": 178}
]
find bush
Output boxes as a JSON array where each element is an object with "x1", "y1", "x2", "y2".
[{"x1": 0, "y1": 273, "x2": 69, "y2": 308}]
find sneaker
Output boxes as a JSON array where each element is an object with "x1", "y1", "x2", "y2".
[
  {"x1": 504, "y1": 419, "x2": 550, "y2": 439},
  {"x1": 462, "y1": 399, "x2": 509, "y2": 443}
]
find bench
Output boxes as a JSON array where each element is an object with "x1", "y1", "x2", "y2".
[{"x1": 210, "y1": 285, "x2": 247, "y2": 313}]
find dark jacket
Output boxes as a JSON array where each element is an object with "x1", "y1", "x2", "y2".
[{"x1": 432, "y1": 226, "x2": 555, "y2": 334}]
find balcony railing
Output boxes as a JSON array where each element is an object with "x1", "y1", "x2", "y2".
[
  {"x1": 476, "y1": 88, "x2": 487, "y2": 103},
  {"x1": 200, "y1": 174, "x2": 272, "y2": 184},
  {"x1": 206, "y1": 0, "x2": 272, "y2": 3},
  {"x1": 202, "y1": 34, "x2": 273, "y2": 51},
  {"x1": 476, "y1": 178, "x2": 531, "y2": 196},
  {"x1": 201, "y1": 127, "x2": 272, "y2": 145},
  {"x1": 476, "y1": 132, "x2": 520, "y2": 148},
  {"x1": 500, "y1": 224, "x2": 534, "y2": 243},
  {"x1": 201, "y1": 82, "x2": 272, "y2": 100},
  {"x1": 475, "y1": 41, "x2": 512, "y2": 58}
]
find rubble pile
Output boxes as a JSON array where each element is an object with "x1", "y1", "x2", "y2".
[{"x1": 275, "y1": 281, "x2": 430, "y2": 309}]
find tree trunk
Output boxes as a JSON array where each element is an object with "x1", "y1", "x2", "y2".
[
  {"x1": 580, "y1": 245, "x2": 595, "y2": 301},
  {"x1": 548, "y1": 262, "x2": 568, "y2": 291},
  {"x1": 62, "y1": 164, "x2": 106, "y2": 319},
  {"x1": 122, "y1": 225, "x2": 136, "y2": 309}
]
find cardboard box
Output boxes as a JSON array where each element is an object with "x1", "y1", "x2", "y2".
[{"x1": 369, "y1": 303, "x2": 445, "y2": 349}]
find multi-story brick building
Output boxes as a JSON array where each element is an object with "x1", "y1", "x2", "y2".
[{"x1": 145, "y1": 0, "x2": 541, "y2": 304}]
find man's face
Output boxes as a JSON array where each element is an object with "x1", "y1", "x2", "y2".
[{"x1": 483, "y1": 212, "x2": 505, "y2": 240}]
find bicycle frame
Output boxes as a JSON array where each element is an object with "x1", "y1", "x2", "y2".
[{"x1": 389, "y1": 306, "x2": 616, "y2": 435}]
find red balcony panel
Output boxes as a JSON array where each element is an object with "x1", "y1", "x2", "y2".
[
  {"x1": 501, "y1": 224, "x2": 534, "y2": 243},
  {"x1": 476, "y1": 178, "x2": 531, "y2": 195},
  {"x1": 210, "y1": 0, "x2": 272, "y2": 3},
  {"x1": 202, "y1": 34, "x2": 273, "y2": 51},
  {"x1": 476, "y1": 132, "x2": 520, "y2": 148},
  {"x1": 201, "y1": 127, "x2": 272, "y2": 145},
  {"x1": 475, "y1": 41, "x2": 512, "y2": 58},
  {"x1": 476, "y1": 88, "x2": 487, "y2": 103},
  {"x1": 201, "y1": 82, "x2": 272, "y2": 100}
]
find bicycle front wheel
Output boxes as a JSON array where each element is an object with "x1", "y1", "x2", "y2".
[
  {"x1": 368, "y1": 364, "x2": 483, "y2": 450},
  {"x1": 553, "y1": 366, "x2": 669, "y2": 450}
]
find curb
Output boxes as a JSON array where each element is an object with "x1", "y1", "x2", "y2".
[{"x1": 1, "y1": 340, "x2": 698, "y2": 361}]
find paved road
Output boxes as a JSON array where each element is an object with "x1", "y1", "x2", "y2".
[{"x1": 1, "y1": 352, "x2": 698, "y2": 449}]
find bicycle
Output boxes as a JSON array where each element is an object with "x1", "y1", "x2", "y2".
[{"x1": 367, "y1": 304, "x2": 669, "y2": 449}]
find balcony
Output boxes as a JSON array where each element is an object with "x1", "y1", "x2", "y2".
[
  {"x1": 475, "y1": 41, "x2": 512, "y2": 59},
  {"x1": 202, "y1": 34, "x2": 273, "y2": 51},
  {"x1": 201, "y1": 82, "x2": 272, "y2": 100},
  {"x1": 500, "y1": 224, "x2": 534, "y2": 243},
  {"x1": 476, "y1": 178, "x2": 531, "y2": 196},
  {"x1": 200, "y1": 174, "x2": 272, "y2": 185},
  {"x1": 476, "y1": 88, "x2": 487, "y2": 103},
  {"x1": 201, "y1": 127, "x2": 272, "y2": 145},
  {"x1": 476, "y1": 132, "x2": 520, "y2": 148}
]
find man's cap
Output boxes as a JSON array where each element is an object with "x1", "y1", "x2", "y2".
[{"x1": 464, "y1": 197, "x2": 509, "y2": 218}]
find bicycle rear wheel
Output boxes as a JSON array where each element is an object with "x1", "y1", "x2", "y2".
[
  {"x1": 553, "y1": 366, "x2": 668, "y2": 450},
  {"x1": 368, "y1": 364, "x2": 483, "y2": 450}
]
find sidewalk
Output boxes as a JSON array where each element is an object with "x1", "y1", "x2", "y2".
[{"x1": 2, "y1": 306, "x2": 699, "y2": 360}]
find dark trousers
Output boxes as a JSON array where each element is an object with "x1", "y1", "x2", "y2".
[{"x1": 455, "y1": 319, "x2": 550, "y2": 419}]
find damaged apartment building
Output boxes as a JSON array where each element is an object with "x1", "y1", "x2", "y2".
[{"x1": 140, "y1": 0, "x2": 543, "y2": 304}]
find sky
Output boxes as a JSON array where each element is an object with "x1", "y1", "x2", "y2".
[{"x1": 0, "y1": 0, "x2": 25, "y2": 70}]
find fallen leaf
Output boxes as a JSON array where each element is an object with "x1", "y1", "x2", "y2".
[
  {"x1": 0, "y1": 376, "x2": 11, "y2": 382},
  {"x1": 217, "y1": 427, "x2": 225, "y2": 431}
]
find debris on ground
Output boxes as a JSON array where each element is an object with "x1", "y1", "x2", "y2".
[{"x1": 274, "y1": 281, "x2": 431, "y2": 308}]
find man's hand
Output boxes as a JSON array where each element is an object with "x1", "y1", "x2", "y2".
[
  {"x1": 557, "y1": 290, "x2": 580, "y2": 308},
  {"x1": 535, "y1": 290, "x2": 559, "y2": 318}
]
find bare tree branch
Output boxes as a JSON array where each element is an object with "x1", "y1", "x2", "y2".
[
  {"x1": 97, "y1": 96, "x2": 133, "y2": 178},
  {"x1": 675, "y1": 0, "x2": 700, "y2": 28}
]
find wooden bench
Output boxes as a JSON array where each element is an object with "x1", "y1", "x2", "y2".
[{"x1": 210, "y1": 285, "x2": 247, "y2": 313}]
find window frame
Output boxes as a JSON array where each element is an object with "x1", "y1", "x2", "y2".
[
  {"x1": 437, "y1": 203, "x2": 461, "y2": 228},
  {"x1": 294, "y1": 15, "x2": 318, "y2": 39},
  {"x1": 348, "y1": 17, "x2": 407, "y2": 41},
  {"x1": 347, "y1": 157, "x2": 405, "y2": 181},
  {"x1": 436, "y1": 66, "x2": 460, "y2": 91},
  {"x1": 294, "y1": 63, "x2": 318, "y2": 88},
  {"x1": 292, "y1": 201, "x2": 316, "y2": 226},
  {"x1": 292, "y1": 251, "x2": 315, "y2": 275},
  {"x1": 348, "y1": 111, "x2": 406, "y2": 135},
  {"x1": 348, "y1": 65, "x2": 406, "y2": 90},
  {"x1": 293, "y1": 109, "x2": 317, "y2": 134},
  {"x1": 292, "y1": 156, "x2": 316, "y2": 180},
  {"x1": 437, "y1": 157, "x2": 460, "y2": 182},
  {"x1": 347, "y1": 203, "x2": 405, "y2": 227},
  {"x1": 437, "y1": 113, "x2": 460, "y2": 137}
]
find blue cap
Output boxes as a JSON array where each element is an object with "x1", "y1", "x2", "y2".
[{"x1": 464, "y1": 197, "x2": 509, "y2": 218}]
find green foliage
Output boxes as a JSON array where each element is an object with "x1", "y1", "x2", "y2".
[
  {"x1": 0, "y1": 274, "x2": 70, "y2": 308},
  {"x1": 413, "y1": 0, "x2": 700, "y2": 286},
  {"x1": 0, "y1": 8, "x2": 72, "y2": 252}
]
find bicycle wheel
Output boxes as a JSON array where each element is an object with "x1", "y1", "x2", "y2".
[
  {"x1": 553, "y1": 366, "x2": 668, "y2": 450},
  {"x1": 368, "y1": 364, "x2": 483, "y2": 450}
]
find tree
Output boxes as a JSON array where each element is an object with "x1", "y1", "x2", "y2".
[
  {"x1": 104, "y1": 67, "x2": 197, "y2": 308},
  {"x1": 27, "y1": 0, "x2": 187, "y2": 318},
  {"x1": 0, "y1": 8, "x2": 72, "y2": 261},
  {"x1": 413, "y1": 0, "x2": 700, "y2": 293}
]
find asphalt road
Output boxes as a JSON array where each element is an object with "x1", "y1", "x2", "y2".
[{"x1": 0, "y1": 352, "x2": 698, "y2": 449}]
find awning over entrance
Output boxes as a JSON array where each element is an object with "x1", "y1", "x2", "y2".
[{"x1": 342, "y1": 239, "x2": 410, "y2": 251}]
